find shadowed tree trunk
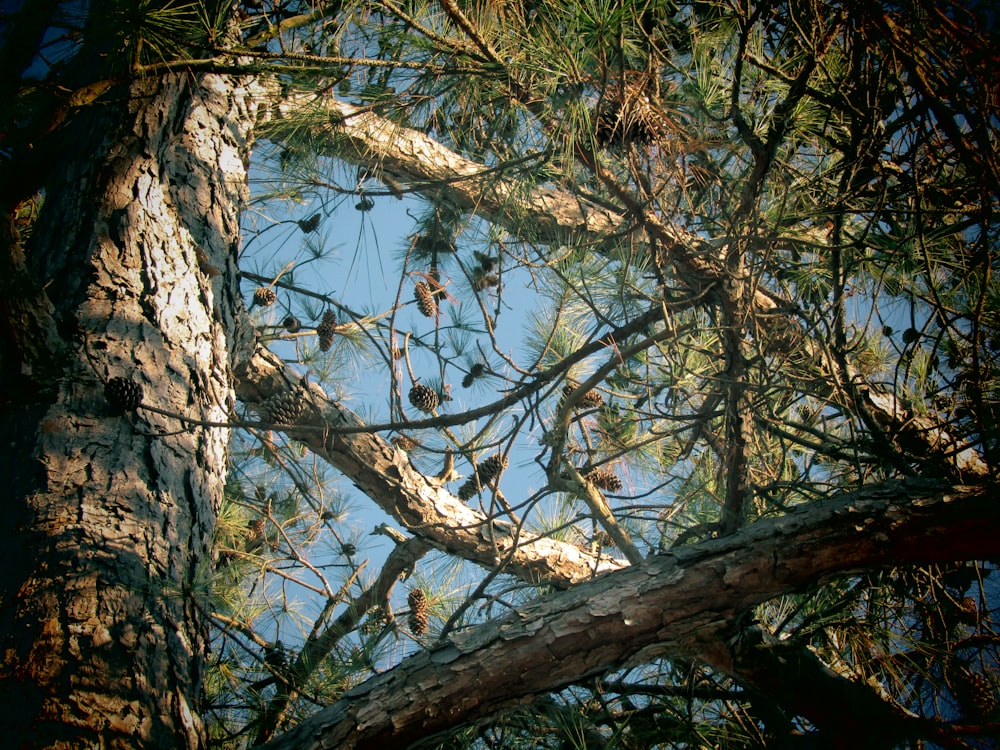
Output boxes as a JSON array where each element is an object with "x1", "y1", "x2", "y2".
[{"x1": 0, "y1": 71, "x2": 260, "y2": 749}]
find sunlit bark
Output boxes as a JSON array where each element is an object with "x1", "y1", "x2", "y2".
[{"x1": 0, "y1": 72, "x2": 261, "y2": 749}]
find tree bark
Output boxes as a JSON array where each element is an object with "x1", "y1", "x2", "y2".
[
  {"x1": 0, "y1": 71, "x2": 261, "y2": 749},
  {"x1": 259, "y1": 480, "x2": 996, "y2": 750}
]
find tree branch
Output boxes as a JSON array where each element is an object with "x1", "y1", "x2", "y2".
[
  {"x1": 258, "y1": 480, "x2": 996, "y2": 750},
  {"x1": 234, "y1": 344, "x2": 628, "y2": 588}
]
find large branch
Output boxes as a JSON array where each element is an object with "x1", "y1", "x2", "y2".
[
  {"x1": 269, "y1": 91, "x2": 652, "y2": 247},
  {"x1": 234, "y1": 345, "x2": 627, "y2": 587},
  {"x1": 259, "y1": 480, "x2": 996, "y2": 750},
  {"x1": 718, "y1": 627, "x2": 978, "y2": 748}
]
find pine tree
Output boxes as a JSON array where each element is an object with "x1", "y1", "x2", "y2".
[{"x1": 1, "y1": 2, "x2": 998, "y2": 750}]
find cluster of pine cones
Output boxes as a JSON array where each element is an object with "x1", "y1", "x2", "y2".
[
  {"x1": 559, "y1": 383, "x2": 605, "y2": 411},
  {"x1": 594, "y1": 76, "x2": 674, "y2": 147}
]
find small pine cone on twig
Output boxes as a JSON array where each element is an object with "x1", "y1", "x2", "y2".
[
  {"x1": 585, "y1": 468, "x2": 623, "y2": 493},
  {"x1": 471, "y1": 269, "x2": 500, "y2": 291},
  {"x1": 316, "y1": 311, "x2": 338, "y2": 352},
  {"x1": 957, "y1": 596, "x2": 979, "y2": 624},
  {"x1": 247, "y1": 518, "x2": 266, "y2": 539},
  {"x1": 560, "y1": 384, "x2": 605, "y2": 411},
  {"x1": 407, "y1": 588, "x2": 429, "y2": 636},
  {"x1": 457, "y1": 477, "x2": 480, "y2": 501},
  {"x1": 414, "y1": 281, "x2": 438, "y2": 318},
  {"x1": 473, "y1": 250, "x2": 496, "y2": 272},
  {"x1": 457, "y1": 454, "x2": 507, "y2": 500},
  {"x1": 253, "y1": 286, "x2": 277, "y2": 307},
  {"x1": 104, "y1": 376, "x2": 143, "y2": 413},
  {"x1": 462, "y1": 362, "x2": 486, "y2": 388},
  {"x1": 245, "y1": 518, "x2": 266, "y2": 551},
  {"x1": 298, "y1": 213, "x2": 320, "y2": 233},
  {"x1": 408, "y1": 383, "x2": 440, "y2": 413},
  {"x1": 360, "y1": 606, "x2": 392, "y2": 635},
  {"x1": 477, "y1": 454, "x2": 508, "y2": 484}
]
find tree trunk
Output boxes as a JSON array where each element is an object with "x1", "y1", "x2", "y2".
[
  {"x1": 259, "y1": 481, "x2": 996, "y2": 750},
  {"x1": 0, "y1": 72, "x2": 260, "y2": 749}
]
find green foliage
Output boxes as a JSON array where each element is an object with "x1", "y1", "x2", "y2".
[
  {"x1": 16, "y1": 0, "x2": 997, "y2": 746},
  {"x1": 227, "y1": 0, "x2": 998, "y2": 740}
]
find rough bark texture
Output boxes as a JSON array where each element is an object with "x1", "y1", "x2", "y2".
[
  {"x1": 0, "y1": 72, "x2": 260, "y2": 749},
  {"x1": 234, "y1": 345, "x2": 627, "y2": 587},
  {"x1": 259, "y1": 481, "x2": 995, "y2": 750}
]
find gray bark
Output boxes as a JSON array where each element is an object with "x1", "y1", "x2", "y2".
[
  {"x1": 259, "y1": 481, "x2": 995, "y2": 750},
  {"x1": 0, "y1": 71, "x2": 261, "y2": 749}
]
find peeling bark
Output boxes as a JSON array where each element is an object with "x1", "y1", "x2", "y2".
[
  {"x1": 0, "y1": 72, "x2": 261, "y2": 750},
  {"x1": 259, "y1": 481, "x2": 996, "y2": 750}
]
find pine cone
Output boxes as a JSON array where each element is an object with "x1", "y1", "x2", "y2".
[
  {"x1": 462, "y1": 363, "x2": 486, "y2": 388},
  {"x1": 407, "y1": 588, "x2": 429, "y2": 636},
  {"x1": 391, "y1": 434, "x2": 418, "y2": 451},
  {"x1": 595, "y1": 78, "x2": 673, "y2": 146},
  {"x1": 477, "y1": 454, "x2": 508, "y2": 484},
  {"x1": 960, "y1": 671, "x2": 998, "y2": 718},
  {"x1": 457, "y1": 454, "x2": 507, "y2": 500},
  {"x1": 414, "y1": 281, "x2": 438, "y2": 318},
  {"x1": 361, "y1": 606, "x2": 392, "y2": 635},
  {"x1": 245, "y1": 518, "x2": 267, "y2": 552},
  {"x1": 457, "y1": 477, "x2": 480, "y2": 501},
  {"x1": 473, "y1": 250, "x2": 496, "y2": 272},
  {"x1": 316, "y1": 311, "x2": 337, "y2": 352},
  {"x1": 472, "y1": 270, "x2": 500, "y2": 291},
  {"x1": 253, "y1": 286, "x2": 277, "y2": 307},
  {"x1": 298, "y1": 213, "x2": 320, "y2": 233},
  {"x1": 560, "y1": 384, "x2": 604, "y2": 410},
  {"x1": 409, "y1": 383, "x2": 440, "y2": 413},
  {"x1": 586, "y1": 468, "x2": 622, "y2": 493},
  {"x1": 104, "y1": 377, "x2": 143, "y2": 413},
  {"x1": 259, "y1": 387, "x2": 307, "y2": 425}
]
